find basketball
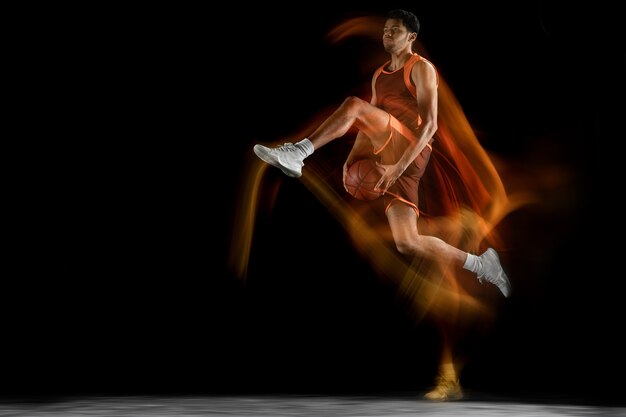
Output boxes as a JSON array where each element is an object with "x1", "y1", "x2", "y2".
[{"x1": 344, "y1": 159, "x2": 385, "y2": 201}]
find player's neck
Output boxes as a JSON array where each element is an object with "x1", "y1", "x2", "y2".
[{"x1": 388, "y1": 50, "x2": 414, "y2": 71}]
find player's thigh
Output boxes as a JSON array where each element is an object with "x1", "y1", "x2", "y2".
[{"x1": 354, "y1": 105, "x2": 392, "y2": 148}]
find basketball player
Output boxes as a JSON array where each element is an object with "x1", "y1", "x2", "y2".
[{"x1": 253, "y1": 9, "x2": 511, "y2": 400}]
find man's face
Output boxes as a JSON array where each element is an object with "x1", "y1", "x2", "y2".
[{"x1": 382, "y1": 18, "x2": 413, "y2": 53}]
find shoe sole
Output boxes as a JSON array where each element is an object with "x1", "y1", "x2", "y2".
[{"x1": 253, "y1": 145, "x2": 301, "y2": 178}]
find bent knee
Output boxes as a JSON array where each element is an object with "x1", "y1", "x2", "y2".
[
  {"x1": 395, "y1": 240, "x2": 418, "y2": 256},
  {"x1": 341, "y1": 96, "x2": 368, "y2": 112}
]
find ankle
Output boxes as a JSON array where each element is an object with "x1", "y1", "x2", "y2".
[
  {"x1": 295, "y1": 138, "x2": 314, "y2": 157},
  {"x1": 463, "y1": 253, "x2": 481, "y2": 274}
]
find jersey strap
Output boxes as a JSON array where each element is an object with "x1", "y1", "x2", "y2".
[{"x1": 372, "y1": 53, "x2": 438, "y2": 99}]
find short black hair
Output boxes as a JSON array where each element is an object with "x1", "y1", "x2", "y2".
[{"x1": 386, "y1": 9, "x2": 420, "y2": 35}]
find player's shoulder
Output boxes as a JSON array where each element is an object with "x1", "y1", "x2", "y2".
[
  {"x1": 408, "y1": 54, "x2": 439, "y2": 87},
  {"x1": 410, "y1": 54, "x2": 438, "y2": 79},
  {"x1": 371, "y1": 60, "x2": 389, "y2": 79},
  {"x1": 411, "y1": 54, "x2": 436, "y2": 72}
]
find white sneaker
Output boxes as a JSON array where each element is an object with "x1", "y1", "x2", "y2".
[
  {"x1": 477, "y1": 248, "x2": 512, "y2": 297},
  {"x1": 253, "y1": 143, "x2": 305, "y2": 178}
]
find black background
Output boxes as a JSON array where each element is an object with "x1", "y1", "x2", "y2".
[{"x1": 8, "y1": 0, "x2": 624, "y2": 404}]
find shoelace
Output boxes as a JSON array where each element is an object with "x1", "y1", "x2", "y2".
[
  {"x1": 476, "y1": 252, "x2": 504, "y2": 285},
  {"x1": 277, "y1": 143, "x2": 297, "y2": 152},
  {"x1": 435, "y1": 376, "x2": 457, "y2": 387}
]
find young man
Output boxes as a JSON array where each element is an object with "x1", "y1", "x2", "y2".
[{"x1": 253, "y1": 9, "x2": 511, "y2": 400}]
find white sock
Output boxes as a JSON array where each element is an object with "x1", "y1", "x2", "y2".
[
  {"x1": 463, "y1": 253, "x2": 481, "y2": 274},
  {"x1": 295, "y1": 138, "x2": 314, "y2": 157}
]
